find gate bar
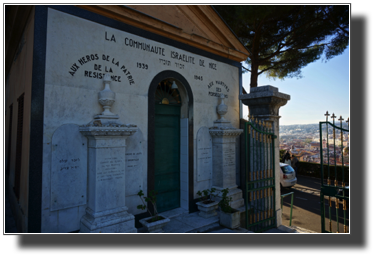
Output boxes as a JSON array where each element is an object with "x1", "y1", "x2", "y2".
[
  {"x1": 245, "y1": 118, "x2": 277, "y2": 232},
  {"x1": 281, "y1": 192, "x2": 294, "y2": 226},
  {"x1": 319, "y1": 114, "x2": 349, "y2": 233}
]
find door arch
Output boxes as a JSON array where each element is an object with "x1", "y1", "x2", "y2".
[{"x1": 148, "y1": 71, "x2": 194, "y2": 213}]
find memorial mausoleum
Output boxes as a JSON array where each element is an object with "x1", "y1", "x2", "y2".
[{"x1": 5, "y1": 5, "x2": 253, "y2": 232}]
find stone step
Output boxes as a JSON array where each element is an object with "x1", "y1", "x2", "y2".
[
  {"x1": 160, "y1": 208, "x2": 189, "y2": 219},
  {"x1": 230, "y1": 198, "x2": 244, "y2": 209},
  {"x1": 186, "y1": 222, "x2": 221, "y2": 233},
  {"x1": 213, "y1": 188, "x2": 243, "y2": 203},
  {"x1": 229, "y1": 189, "x2": 243, "y2": 201}
]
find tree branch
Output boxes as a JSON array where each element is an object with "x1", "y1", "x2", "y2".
[
  {"x1": 322, "y1": 7, "x2": 349, "y2": 37},
  {"x1": 258, "y1": 13, "x2": 323, "y2": 52}
]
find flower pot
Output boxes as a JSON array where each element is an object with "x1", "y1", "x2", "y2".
[
  {"x1": 139, "y1": 215, "x2": 170, "y2": 233},
  {"x1": 196, "y1": 200, "x2": 219, "y2": 218},
  {"x1": 219, "y1": 209, "x2": 240, "y2": 229}
]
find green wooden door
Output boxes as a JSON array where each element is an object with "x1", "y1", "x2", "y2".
[{"x1": 155, "y1": 104, "x2": 180, "y2": 213}]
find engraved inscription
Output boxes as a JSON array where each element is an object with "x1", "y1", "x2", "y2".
[
  {"x1": 69, "y1": 53, "x2": 135, "y2": 84},
  {"x1": 124, "y1": 129, "x2": 144, "y2": 196},
  {"x1": 136, "y1": 63, "x2": 148, "y2": 70},
  {"x1": 207, "y1": 80, "x2": 229, "y2": 98},
  {"x1": 97, "y1": 157, "x2": 124, "y2": 182},
  {"x1": 159, "y1": 58, "x2": 171, "y2": 66},
  {"x1": 223, "y1": 146, "x2": 235, "y2": 167},
  {"x1": 125, "y1": 151, "x2": 143, "y2": 169},
  {"x1": 197, "y1": 127, "x2": 213, "y2": 182},
  {"x1": 69, "y1": 33, "x2": 224, "y2": 77},
  {"x1": 59, "y1": 157, "x2": 81, "y2": 171},
  {"x1": 198, "y1": 147, "x2": 212, "y2": 164}
]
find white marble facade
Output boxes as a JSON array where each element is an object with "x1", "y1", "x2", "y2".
[{"x1": 41, "y1": 8, "x2": 241, "y2": 232}]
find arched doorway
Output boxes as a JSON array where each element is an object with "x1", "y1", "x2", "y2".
[
  {"x1": 154, "y1": 80, "x2": 181, "y2": 212},
  {"x1": 148, "y1": 71, "x2": 194, "y2": 214}
]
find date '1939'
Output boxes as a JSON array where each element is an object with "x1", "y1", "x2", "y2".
[{"x1": 137, "y1": 63, "x2": 148, "y2": 70}]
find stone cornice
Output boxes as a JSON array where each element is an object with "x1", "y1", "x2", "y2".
[
  {"x1": 77, "y1": 5, "x2": 250, "y2": 62},
  {"x1": 240, "y1": 85, "x2": 290, "y2": 117},
  {"x1": 239, "y1": 85, "x2": 290, "y2": 102},
  {"x1": 79, "y1": 123, "x2": 137, "y2": 137}
]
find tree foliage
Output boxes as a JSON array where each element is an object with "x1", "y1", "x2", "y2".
[{"x1": 214, "y1": 5, "x2": 349, "y2": 87}]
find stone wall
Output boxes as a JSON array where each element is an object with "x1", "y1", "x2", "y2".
[
  {"x1": 5, "y1": 8, "x2": 35, "y2": 233},
  {"x1": 41, "y1": 8, "x2": 241, "y2": 232}
]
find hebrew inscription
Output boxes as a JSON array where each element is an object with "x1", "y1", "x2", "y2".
[{"x1": 51, "y1": 124, "x2": 87, "y2": 211}]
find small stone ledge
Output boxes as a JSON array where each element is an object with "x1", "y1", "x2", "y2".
[{"x1": 240, "y1": 85, "x2": 290, "y2": 101}]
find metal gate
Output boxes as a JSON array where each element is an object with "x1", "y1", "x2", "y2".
[
  {"x1": 244, "y1": 116, "x2": 277, "y2": 232},
  {"x1": 319, "y1": 112, "x2": 349, "y2": 233}
]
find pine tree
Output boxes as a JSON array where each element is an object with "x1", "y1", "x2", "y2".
[{"x1": 214, "y1": 5, "x2": 349, "y2": 88}]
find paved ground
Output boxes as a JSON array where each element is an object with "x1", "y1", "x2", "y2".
[
  {"x1": 4, "y1": 174, "x2": 317, "y2": 235},
  {"x1": 4, "y1": 198, "x2": 287, "y2": 233},
  {"x1": 281, "y1": 174, "x2": 349, "y2": 233}
]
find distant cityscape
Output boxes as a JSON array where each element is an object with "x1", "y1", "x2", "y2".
[{"x1": 279, "y1": 123, "x2": 349, "y2": 166}]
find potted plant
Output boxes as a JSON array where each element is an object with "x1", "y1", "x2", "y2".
[
  {"x1": 218, "y1": 188, "x2": 240, "y2": 229},
  {"x1": 196, "y1": 188, "x2": 219, "y2": 218},
  {"x1": 137, "y1": 190, "x2": 170, "y2": 233}
]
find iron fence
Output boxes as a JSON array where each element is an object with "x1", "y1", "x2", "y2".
[
  {"x1": 320, "y1": 112, "x2": 349, "y2": 233},
  {"x1": 245, "y1": 116, "x2": 277, "y2": 232}
]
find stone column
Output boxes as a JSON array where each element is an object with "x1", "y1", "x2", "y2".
[
  {"x1": 209, "y1": 94, "x2": 244, "y2": 208},
  {"x1": 239, "y1": 85, "x2": 290, "y2": 226},
  {"x1": 79, "y1": 75, "x2": 138, "y2": 233}
]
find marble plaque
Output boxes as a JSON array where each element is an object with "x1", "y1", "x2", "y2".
[
  {"x1": 125, "y1": 129, "x2": 143, "y2": 196},
  {"x1": 197, "y1": 127, "x2": 213, "y2": 182},
  {"x1": 88, "y1": 138, "x2": 127, "y2": 213},
  {"x1": 223, "y1": 143, "x2": 236, "y2": 187},
  {"x1": 51, "y1": 124, "x2": 87, "y2": 211}
]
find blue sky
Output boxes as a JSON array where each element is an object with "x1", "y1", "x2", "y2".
[{"x1": 241, "y1": 49, "x2": 349, "y2": 126}]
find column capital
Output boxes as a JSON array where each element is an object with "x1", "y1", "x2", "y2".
[
  {"x1": 240, "y1": 85, "x2": 290, "y2": 118},
  {"x1": 79, "y1": 122, "x2": 137, "y2": 137},
  {"x1": 208, "y1": 128, "x2": 243, "y2": 138}
]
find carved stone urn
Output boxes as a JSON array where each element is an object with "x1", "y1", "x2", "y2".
[
  {"x1": 98, "y1": 74, "x2": 116, "y2": 116},
  {"x1": 216, "y1": 93, "x2": 228, "y2": 122}
]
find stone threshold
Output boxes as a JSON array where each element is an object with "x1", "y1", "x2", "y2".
[{"x1": 138, "y1": 207, "x2": 250, "y2": 233}]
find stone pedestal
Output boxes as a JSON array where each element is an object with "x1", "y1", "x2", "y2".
[
  {"x1": 240, "y1": 85, "x2": 290, "y2": 226},
  {"x1": 79, "y1": 126, "x2": 137, "y2": 233},
  {"x1": 209, "y1": 94, "x2": 244, "y2": 209},
  {"x1": 209, "y1": 128, "x2": 243, "y2": 208},
  {"x1": 79, "y1": 74, "x2": 138, "y2": 233}
]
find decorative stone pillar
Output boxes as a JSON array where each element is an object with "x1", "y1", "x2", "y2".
[
  {"x1": 79, "y1": 74, "x2": 138, "y2": 233},
  {"x1": 240, "y1": 85, "x2": 290, "y2": 226},
  {"x1": 209, "y1": 94, "x2": 244, "y2": 208}
]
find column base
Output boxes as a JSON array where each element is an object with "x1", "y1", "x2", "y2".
[{"x1": 80, "y1": 206, "x2": 137, "y2": 233}]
